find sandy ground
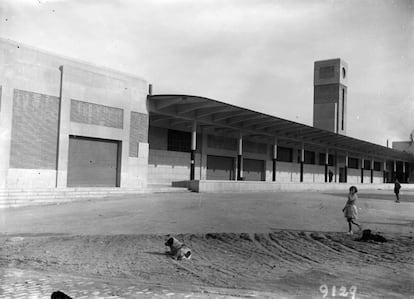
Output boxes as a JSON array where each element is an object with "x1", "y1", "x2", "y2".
[{"x1": 0, "y1": 189, "x2": 413, "y2": 298}]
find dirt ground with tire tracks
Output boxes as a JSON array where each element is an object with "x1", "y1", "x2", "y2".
[{"x1": 1, "y1": 189, "x2": 413, "y2": 298}]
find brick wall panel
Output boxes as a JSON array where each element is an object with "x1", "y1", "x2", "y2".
[
  {"x1": 10, "y1": 89, "x2": 59, "y2": 169},
  {"x1": 70, "y1": 99, "x2": 124, "y2": 128},
  {"x1": 129, "y1": 111, "x2": 149, "y2": 157}
]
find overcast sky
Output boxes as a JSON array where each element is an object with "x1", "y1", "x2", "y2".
[{"x1": 1, "y1": 0, "x2": 413, "y2": 146}]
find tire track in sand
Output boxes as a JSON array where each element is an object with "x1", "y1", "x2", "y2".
[
  {"x1": 266, "y1": 232, "x2": 319, "y2": 266},
  {"x1": 248, "y1": 233, "x2": 310, "y2": 271}
]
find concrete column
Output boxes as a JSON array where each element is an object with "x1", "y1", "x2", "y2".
[
  {"x1": 325, "y1": 149, "x2": 329, "y2": 183},
  {"x1": 272, "y1": 137, "x2": 277, "y2": 182},
  {"x1": 334, "y1": 102, "x2": 338, "y2": 133},
  {"x1": 55, "y1": 67, "x2": 63, "y2": 187},
  {"x1": 334, "y1": 151, "x2": 338, "y2": 183},
  {"x1": 190, "y1": 121, "x2": 196, "y2": 180},
  {"x1": 237, "y1": 133, "x2": 243, "y2": 180},
  {"x1": 300, "y1": 143, "x2": 304, "y2": 182},
  {"x1": 200, "y1": 131, "x2": 208, "y2": 180},
  {"x1": 383, "y1": 160, "x2": 387, "y2": 183},
  {"x1": 56, "y1": 66, "x2": 71, "y2": 188},
  {"x1": 361, "y1": 157, "x2": 364, "y2": 183},
  {"x1": 393, "y1": 160, "x2": 396, "y2": 181},
  {"x1": 370, "y1": 159, "x2": 374, "y2": 184},
  {"x1": 0, "y1": 85, "x2": 14, "y2": 188},
  {"x1": 403, "y1": 161, "x2": 406, "y2": 182}
]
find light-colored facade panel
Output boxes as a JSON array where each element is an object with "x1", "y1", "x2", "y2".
[
  {"x1": 7, "y1": 169, "x2": 56, "y2": 189},
  {"x1": 0, "y1": 38, "x2": 149, "y2": 189}
]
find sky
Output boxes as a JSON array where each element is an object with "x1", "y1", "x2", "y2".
[{"x1": 0, "y1": 0, "x2": 413, "y2": 146}]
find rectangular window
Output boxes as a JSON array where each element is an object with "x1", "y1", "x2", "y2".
[
  {"x1": 364, "y1": 160, "x2": 371, "y2": 170},
  {"x1": 318, "y1": 153, "x2": 325, "y2": 165},
  {"x1": 373, "y1": 161, "x2": 381, "y2": 171},
  {"x1": 328, "y1": 154, "x2": 334, "y2": 166},
  {"x1": 348, "y1": 157, "x2": 359, "y2": 169},
  {"x1": 318, "y1": 153, "x2": 334, "y2": 166},
  {"x1": 167, "y1": 129, "x2": 191, "y2": 152},
  {"x1": 277, "y1": 146, "x2": 292, "y2": 162},
  {"x1": 304, "y1": 150, "x2": 315, "y2": 165}
]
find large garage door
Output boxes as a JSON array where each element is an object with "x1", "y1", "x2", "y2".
[
  {"x1": 67, "y1": 136, "x2": 121, "y2": 187},
  {"x1": 243, "y1": 158, "x2": 265, "y2": 181},
  {"x1": 207, "y1": 155, "x2": 235, "y2": 180}
]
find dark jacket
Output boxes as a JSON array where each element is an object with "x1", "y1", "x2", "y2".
[{"x1": 394, "y1": 182, "x2": 401, "y2": 193}]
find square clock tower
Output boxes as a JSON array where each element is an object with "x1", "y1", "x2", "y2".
[{"x1": 313, "y1": 58, "x2": 348, "y2": 135}]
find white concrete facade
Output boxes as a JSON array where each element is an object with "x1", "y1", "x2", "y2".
[{"x1": 0, "y1": 38, "x2": 149, "y2": 189}]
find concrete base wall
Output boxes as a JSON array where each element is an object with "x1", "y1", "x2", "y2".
[
  {"x1": 373, "y1": 171, "x2": 383, "y2": 184},
  {"x1": 363, "y1": 174, "x2": 371, "y2": 183},
  {"x1": 303, "y1": 164, "x2": 325, "y2": 183},
  {"x1": 7, "y1": 169, "x2": 56, "y2": 189},
  {"x1": 149, "y1": 154, "x2": 328, "y2": 185},
  {"x1": 148, "y1": 149, "x2": 202, "y2": 184},
  {"x1": 149, "y1": 149, "x2": 388, "y2": 186},
  {"x1": 125, "y1": 156, "x2": 148, "y2": 188},
  {"x1": 186, "y1": 180, "x2": 414, "y2": 193},
  {"x1": 275, "y1": 162, "x2": 300, "y2": 182},
  {"x1": 348, "y1": 169, "x2": 360, "y2": 183}
]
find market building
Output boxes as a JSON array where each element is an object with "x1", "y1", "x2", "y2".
[{"x1": 0, "y1": 38, "x2": 413, "y2": 193}]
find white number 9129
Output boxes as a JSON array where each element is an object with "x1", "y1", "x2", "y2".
[{"x1": 319, "y1": 285, "x2": 357, "y2": 299}]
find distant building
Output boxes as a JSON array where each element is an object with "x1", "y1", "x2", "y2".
[{"x1": 393, "y1": 141, "x2": 414, "y2": 154}]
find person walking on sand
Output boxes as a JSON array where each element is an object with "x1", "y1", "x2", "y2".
[
  {"x1": 342, "y1": 186, "x2": 361, "y2": 235},
  {"x1": 394, "y1": 179, "x2": 401, "y2": 203}
]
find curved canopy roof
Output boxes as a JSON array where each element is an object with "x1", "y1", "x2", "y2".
[{"x1": 148, "y1": 94, "x2": 414, "y2": 162}]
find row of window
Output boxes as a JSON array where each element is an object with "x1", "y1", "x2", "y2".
[
  {"x1": 166, "y1": 129, "x2": 383, "y2": 170},
  {"x1": 278, "y1": 148, "x2": 334, "y2": 166}
]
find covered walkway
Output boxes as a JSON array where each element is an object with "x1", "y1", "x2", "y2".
[{"x1": 148, "y1": 94, "x2": 414, "y2": 186}]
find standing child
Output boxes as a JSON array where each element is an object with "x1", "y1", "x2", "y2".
[{"x1": 342, "y1": 186, "x2": 361, "y2": 235}]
